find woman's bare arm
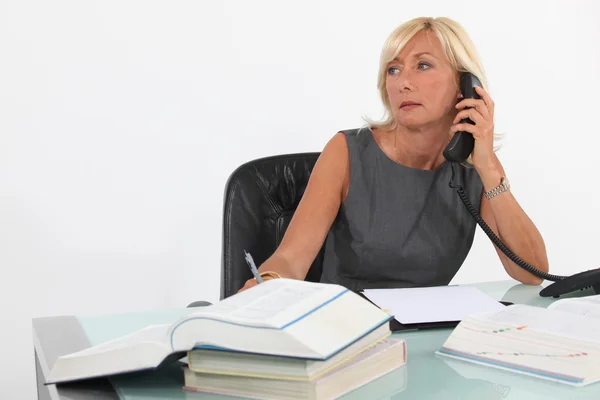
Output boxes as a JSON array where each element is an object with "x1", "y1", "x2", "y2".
[
  {"x1": 478, "y1": 156, "x2": 549, "y2": 285},
  {"x1": 238, "y1": 132, "x2": 350, "y2": 291}
]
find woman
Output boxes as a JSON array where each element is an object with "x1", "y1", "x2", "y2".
[{"x1": 239, "y1": 16, "x2": 549, "y2": 293}]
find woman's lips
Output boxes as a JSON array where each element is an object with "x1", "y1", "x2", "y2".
[{"x1": 400, "y1": 103, "x2": 421, "y2": 110}]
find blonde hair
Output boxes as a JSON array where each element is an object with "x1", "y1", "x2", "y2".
[{"x1": 365, "y1": 17, "x2": 502, "y2": 158}]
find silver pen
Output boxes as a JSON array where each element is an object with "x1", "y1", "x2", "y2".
[{"x1": 244, "y1": 250, "x2": 263, "y2": 283}]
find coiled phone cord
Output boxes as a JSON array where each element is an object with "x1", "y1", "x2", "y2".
[{"x1": 449, "y1": 162, "x2": 566, "y2": 282}]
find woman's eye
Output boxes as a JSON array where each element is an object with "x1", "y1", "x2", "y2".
[
  {"x1": 418, "y1": 62, "x2": 431, "y2": 70},
  {"x1": 387, "y1": 67, "x2": 400, "y2": 75}
]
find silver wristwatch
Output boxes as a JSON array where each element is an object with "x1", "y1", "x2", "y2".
[{"x1": 484, "y1": 177, "x2": 510, "y2": 199}]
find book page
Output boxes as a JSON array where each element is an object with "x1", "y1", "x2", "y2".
[
  {"x1": 61, "y1": 324, "x2": 170, "y2": 357},
  {"x1": 228, "y1": 285, "x2": 322, "y2": 320},
  {"x1": 188, "y1": 279, "x2": 339, "y2": 327},
  {"x1": 476, "y1": 304, "x2": 600, "y2": 344},
  {"x1": 440, "y1": 315, "x2": 600, "y2": 386},
  {"x1": 548, "y1": 295, "x2": 600, "y2": 319}
]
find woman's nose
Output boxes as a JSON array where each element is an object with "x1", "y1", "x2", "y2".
[{"x1": 395, "y1": 71, "x2": 416, "y2": 92}]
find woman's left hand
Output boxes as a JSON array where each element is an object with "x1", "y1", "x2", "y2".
[{"x1": 451, "y1": 86, "x2": 496, "y2": 171}]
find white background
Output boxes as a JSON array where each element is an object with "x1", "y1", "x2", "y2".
[{"x1": 1, "y1": 0, "x2": 599, "y2": 398}]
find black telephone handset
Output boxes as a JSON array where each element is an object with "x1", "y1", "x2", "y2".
[
  {"x1": 445, "y1": 72, "x2": 600, "y2": 298},
  {"x1": 442, "y1": 72, "x2": 481, "y2": 163}
]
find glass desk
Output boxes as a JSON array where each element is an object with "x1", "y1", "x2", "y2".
[{"x1": 33, "y1": 280, "x2": 600, "y2": 399}]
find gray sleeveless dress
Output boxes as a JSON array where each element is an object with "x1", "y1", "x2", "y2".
[{"x1": 319, "y1": 127, "x2": 484, "y2": 292}]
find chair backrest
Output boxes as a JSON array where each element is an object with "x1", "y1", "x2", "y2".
[{"x1": 220, "y1": 152, "x2": 324, "y2": 299}]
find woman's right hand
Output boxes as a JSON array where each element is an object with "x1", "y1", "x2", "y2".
[{"x1": 237, "y1": 278, "x2": 260, "y2": 293}]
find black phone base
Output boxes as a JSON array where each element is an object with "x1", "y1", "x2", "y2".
[
  {"x1": 539, "y1": 269, "x2": 600, "y2": 298},
  {"x1": 448, "y1": 162, "x2": 600, "y2": 298}
]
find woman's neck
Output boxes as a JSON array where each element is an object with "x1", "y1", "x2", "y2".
[{"x1": 391, "y1": 124, "x2": 451, "y2": 170}]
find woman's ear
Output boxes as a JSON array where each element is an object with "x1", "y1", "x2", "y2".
[{"x1": 454, "y1": 73, "x2": 463, "y2": 100}]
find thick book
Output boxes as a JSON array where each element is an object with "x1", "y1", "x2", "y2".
[
  {"x1": 436, "y1": 294, "x2": 600, "y2": 386},
  {"x1": 46, "y1": 278, "x2": 392, "y2": 384},
  {"x1": 186, "y1": 323, "x2": 391, "y2": 380},
  {"x1": 187, "y1": 324, "x2": 391, "y2": 380},
  {"x1": 183, "y1": 337, "x2": 407, "y2": 400}
]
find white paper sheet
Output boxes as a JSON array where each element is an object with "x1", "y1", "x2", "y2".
[{"x1": 362, "y1": 285, "x2": 505, "y2": 324}]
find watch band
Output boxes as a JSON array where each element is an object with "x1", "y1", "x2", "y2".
[{"x1": 484, "y1": 177, "x2": 510, "y2": 199}]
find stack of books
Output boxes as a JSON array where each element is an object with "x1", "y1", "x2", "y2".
[
  {"x1": 181, "y1": 279, "x2": 407, "y2": 399},
  {"x1": 46, "y1": 278, "x2": 407, "y2": 399},
  {"x1": 183, "y1": 328, "x2": 405, "y2": 399}
]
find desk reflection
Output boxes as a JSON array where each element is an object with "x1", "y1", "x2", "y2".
[{"x1": 107, "y1": 281, "x2": 599, "y2": 400}]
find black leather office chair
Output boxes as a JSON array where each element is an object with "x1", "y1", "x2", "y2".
[
  {"x1": 220, "y1": 152, "x2": 325, "y2": 299},
  {"x1": 187, "y1": 152, "x2": 325, "y2": 307}
]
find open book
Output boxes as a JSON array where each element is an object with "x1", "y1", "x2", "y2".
[
  {"x1": 46, "y1": 279, "x2": 392, "y2": 384},
  {"x1": 437, "y1": 294, "x2": 600, "y2": 386}
]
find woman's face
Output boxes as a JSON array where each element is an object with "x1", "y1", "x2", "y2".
[{"x1": 385, "y1": 30, "x2": 460, "y2": 130}]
